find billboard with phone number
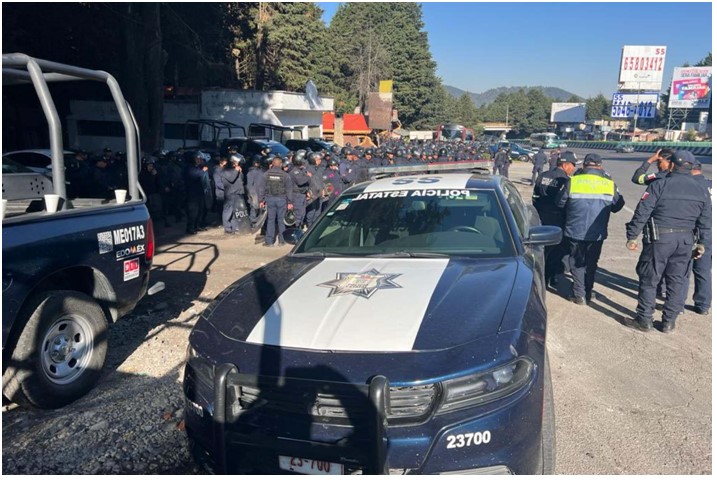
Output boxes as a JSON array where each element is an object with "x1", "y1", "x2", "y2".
[
  {"x1": 668, "y1": 67, "x2": 712, "y2": 109},
  {"x1": 611, "y1": 93, "x2": 659, "y2": 118},
  {"x1": 618, "y1": 45, "x2": 667, "y2": 92}
]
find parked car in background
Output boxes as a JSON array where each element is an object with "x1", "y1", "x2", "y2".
[
  {"x1": 2, "y1": 149, "x2": 76, "y2": 176},
  {"x1": 220, "y1": 138, "x2": 290, "y2": 158},
  {"x1": 615, "y1": 143, "x2": 635, "y2": 153},
  {"x1": 284, "y1": 138, "x2": 333, "y2": 152}
]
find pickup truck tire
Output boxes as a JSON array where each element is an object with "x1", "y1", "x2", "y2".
[{"x1": 2, "y1": 290, "x2": 108, "y2": 409}]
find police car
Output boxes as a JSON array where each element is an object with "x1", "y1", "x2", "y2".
[{"x1": 183, "y1": 166, "x2": 562, "y2": 474}]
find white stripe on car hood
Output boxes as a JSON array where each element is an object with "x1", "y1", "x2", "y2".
[
  {"x1": 246, "y1": 258, "x2": 449, "y2": 352},
  {"x1": 361, "y1": 174, "x2": 473, "y2": 192}
]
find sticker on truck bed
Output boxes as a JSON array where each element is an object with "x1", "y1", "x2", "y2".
[{"x1": 123, "y1": 258, "x2": 140, "y2": 281}]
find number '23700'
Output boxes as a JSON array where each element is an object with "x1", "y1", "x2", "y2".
[{"x1": 446, "y1": 430, "x2": 492, "y2": 449}]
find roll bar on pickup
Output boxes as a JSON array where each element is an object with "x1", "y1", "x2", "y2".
[{"x1": 2, "y1": 53, "x2": 140, "y2": 203}]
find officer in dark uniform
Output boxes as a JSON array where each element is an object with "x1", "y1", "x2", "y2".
[
  {"x1": 437, "y1": 147, "x2": 449, "y2": 163},
  {"x1": 690, "y1": 160, "x2": 712, "y2": 314},
  {"x1": 246, "y1": 158, "x2": 264, "y2": 228},
  {"x1": 306, "y1": 152, "x2": 326, "y2": 228},
  {"x1": 289, "y1": 150, "x2": 311, "y2": 230},
  {"x1": 221, "y1": 154, "x2": 245, "y2": 234},
  {"x1": 557, "y1": 153, "x2": 624, "y2": 305},
  {"x1": 494, "y1": 147, "x2": 509, "y2": 177},
  {"x1": 532, "y1": 154, "x2": 577, "y2": 285},
  {"x1": 339, "y1": 148, "x2": 359, "y2": 187},
  {"x1": 260, "y1": 157, "x2": 294, "y2": 246},
  {"x1": 548, "y1": 148, "x2": 561, "y2": 170},
  {"x1": 626, "y1": 151, "x2": 711, "y2": 332},
  {"x1": 322, "y1": 157, "x2": 343, "y2": 207},
  {"x1": 531, "y1": 148, "x2": 549, "y2": 186},
  {"x1": 631, "y1": 149, "x2": 672, "y2": 186}
]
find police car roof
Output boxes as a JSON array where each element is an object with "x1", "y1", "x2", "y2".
[{"x1": 344, "y1": 173, "x2": 501, "y2": 196}]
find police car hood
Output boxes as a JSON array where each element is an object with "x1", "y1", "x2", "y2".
[{"x1": 200, "y1": 256, "x2": 520, "y2": 352}]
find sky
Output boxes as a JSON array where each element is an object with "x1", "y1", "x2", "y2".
[{"x1": 317, "y1": 1, "x2": 712, "y2": 98}]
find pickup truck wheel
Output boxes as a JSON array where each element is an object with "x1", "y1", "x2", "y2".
[
  {"x1": 2, "y1": 290, "x2": 108, "y2": 409},
  {"x1": 538, "y1": 354, "x2": 557, "y2": 474}
]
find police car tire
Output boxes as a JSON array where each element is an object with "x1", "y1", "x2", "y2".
[
  {"x1": 2, "y1": 290, "x2": 108, "y2": 409},
  {"x1": 519, "y1": 155, "x2": 530, "y2": 163},
  {"x1": 539, "y1": 354, "x2": 557, "y2": 474}
]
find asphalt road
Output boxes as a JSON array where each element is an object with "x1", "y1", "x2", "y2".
[{"x1": 509, "y1": 150, "x2": 711, "y2": 475}]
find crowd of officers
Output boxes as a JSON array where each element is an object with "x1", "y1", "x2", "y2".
[{"x1": 532, "y1": 147, "x2": 711, "y2": 334}]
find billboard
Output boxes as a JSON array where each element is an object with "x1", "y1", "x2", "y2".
[
  {"x1": 550, "y1": 103, "x2": 586, "y2": 123},
  {"x1": 668, "y1": 67, "x2": 712, "y2": 109},
  {"x1": 611, "y1": 92, "x2": 660, "y2": 118},
  {"x1": 367, "y1": 92, "x2": 393, "y2": 130},
  {"x1": 618, "y1": 45, "x2": 667, "y2": 91}
]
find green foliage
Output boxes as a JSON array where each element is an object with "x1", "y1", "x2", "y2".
[
  {"x1": 695, "y1": 52, "x2": 712, "y2": 66},
  {"x1": 585, "y1": 94, "x2": 610, "y2": 121},
  {"x1": 685, "y1": 129, "x2": 698, "y2": 141}
]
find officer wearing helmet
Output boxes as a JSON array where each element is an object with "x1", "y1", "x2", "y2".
[
  {"x1": 626, "y1": 150, "x2": 711, "y2": 333},
  {"x1": 322, "y1": 157, "x2": 343, "y2": 207},
  {"x1": 289, "y1": 150, "x2": 312, "y2": 230},
  {"x1": 221, "y1": 154, "x2": 247, "y2": 234},
  {"x1": 339, "y1": 147, "x2": 358, "y2": 187},
  {"x1": 260, "y1": 156, "x2": 294, "y2": 246},
  {"x1": 306, "y1": 151, "x2": 326, "y2": 227}
]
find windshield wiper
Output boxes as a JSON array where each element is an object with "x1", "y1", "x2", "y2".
[
  {"x1": 291, "y1": 251, "x2": 345, "y2": 258},
  {"x1": 366, "y1": 251, "x2": 449, "y2": 258}
]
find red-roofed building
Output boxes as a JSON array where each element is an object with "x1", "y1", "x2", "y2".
[{"x1": 322, "y1": 112, "x2": 373, "y2": 146}]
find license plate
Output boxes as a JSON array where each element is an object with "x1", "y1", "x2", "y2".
[{"x1": 278, "y1": 456, "x2": 344, "y2": 475}]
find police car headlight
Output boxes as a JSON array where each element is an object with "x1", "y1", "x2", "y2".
[
  {"x1": 186, "y1": 345, "x2": 215, "y2": 387},
  {"x1": 438, "y1": 357, "x2": 534, "y2": 414}
]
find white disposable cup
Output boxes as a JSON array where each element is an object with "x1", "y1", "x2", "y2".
[
  {"x1": 1, "y1": 199, "x2": 6, "y2": 220},
  {"x1": 44, "y1": 194, "x2": 61, "y2": 213},
  {"x1": 115, "y1": 189, "x2": 127, "y2": 204}
]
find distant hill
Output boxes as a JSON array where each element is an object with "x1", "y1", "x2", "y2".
[{"x1": 445, "y1": 85, "x2": 583, "y2": 107}]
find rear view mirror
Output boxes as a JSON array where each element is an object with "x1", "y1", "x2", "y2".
[{"x1": 523, "y1": 225, "x2": 562, "y2": 247}]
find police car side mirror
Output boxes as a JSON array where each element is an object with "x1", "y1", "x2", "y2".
[{"x1": 523, "y1": 225, "x2": 562, "y2": 247}]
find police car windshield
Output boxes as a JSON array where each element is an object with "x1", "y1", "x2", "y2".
[
  {"x1": 295, "y1": 189, "x2": 515, "y2": 257},
  {"x1": 258, "y1": 142, "x2": 289, "y2": 155}
]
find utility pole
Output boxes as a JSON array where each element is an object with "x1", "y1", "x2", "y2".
[{"x1": 632, "y1": 82, "x2": 641, "y2": 142}]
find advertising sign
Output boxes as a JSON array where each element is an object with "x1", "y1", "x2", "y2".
[
  {"x1": 611, "y1": 92, "x2": 660, "y2": 118},
  {"x1": 367, "y1": 92, "x2": 393, "y2": 130},
  {"x1": 618, "y1": 45, "x2": 667, "y2": 91},
  {"x1": 550, "y1": 103, "x2": 586, "y2": 123},
  {"x1": 668, "y1": 67, "x2": 712, "y2": 109}
]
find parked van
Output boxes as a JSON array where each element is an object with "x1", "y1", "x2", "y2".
[{"x1": 529, "y1": 132, "x2": 560, "y2": 149}]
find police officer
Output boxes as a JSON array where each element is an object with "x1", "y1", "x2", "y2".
[
  {"x1": 549, "y1": 148, "x2": 561, "y2": 170},
  {"x1": 631, "y1": 149, "x2": 672, "y2": 186},
  {"x1": 532, "y1": 154, "x2": 577, "y2": 285},
  {"x1": 246, "y1": 157, "x2": 264, "y2": 228},
  {"x1": 289, "y1": 150, "x2": 311, "y2": 230},
  {"x1": 306, "y1": 151, "x2": 326, "y2": 228},
  {"x1": 339, "y1": 148, "x2": 358, "y2": 187},
  {"x1": 260, "y1": 157, "x2": 294, "y2": 246},
  {"x1": 690, "y1": 159, "x2": 712, "y2": 315},
  {"x1": 531, "y1": 148, "x2": 549, "y2": 186},
  {"x1": 556, "y1": 153, "x2": 624, "y2": 305},
  {"x1": 493, "y1": 146, "x2": 509, "y2": 177},
  {"x1": 213, "y1": 156, "x2": 228, "y2": 212},
  {"x1": 626, "y1": 151, "x2": 711, "y2": 332},
  {"x1": 322, "y1": 157, "x2": 343, "y2": 207},
  {"x1": 183, "y1": 152, "x2": 209, "y2": 234},
  {"x1": 221, "y1": 154, "x2": 246, "y2": 234}
]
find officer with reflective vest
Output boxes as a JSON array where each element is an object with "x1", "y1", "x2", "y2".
[
  {"x1": 631, "y1": 149, "x2": 672, "y2": 186},
  {"x1": 625, "y1": 151, "x2": 711, "y2": 333},
  {"x1": 259, "y1": 156, "x2": 294, "y2": 246},
  {"x1": 532, "y1": 154, "x2": 577, "y2": 285},
  {"x1": 556, "y1": 153, "x2": 625, "y2": 305}
]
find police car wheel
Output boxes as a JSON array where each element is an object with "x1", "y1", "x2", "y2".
[
  {"x1": 538, "y1": 354, "x2": 557, "y2": 474},
  {"x1": 519, "y1": 155, "x2": 530, "y2": 163},
  {"x1": 2, "y1": 290, "x2": 108, "y2": 409}
]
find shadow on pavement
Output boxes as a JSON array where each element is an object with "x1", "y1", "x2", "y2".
[{"x1": 594, "y1": 267, "x2": 639, "y2": 300}]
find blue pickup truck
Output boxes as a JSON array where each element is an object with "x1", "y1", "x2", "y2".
[
  {"x1": 2, "y1": 54, "x2": 163, "y2": 409},
  {"x1": 488, "y1": 141, "x2": 537, "y2": 162}
]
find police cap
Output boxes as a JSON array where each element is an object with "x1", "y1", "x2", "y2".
[
  {"x1": 583, "y1": 153, "x2": 602, "y2": 166},
  {"x1": 671, "y1": 150, "x2": 696, "y2": 168}
]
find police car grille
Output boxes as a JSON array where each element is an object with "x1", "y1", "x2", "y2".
[{"x1": 238, "y1": 383, "x2": 438, "y2": 425}]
